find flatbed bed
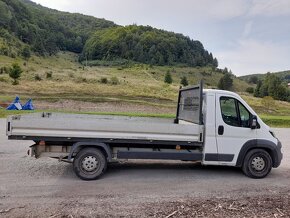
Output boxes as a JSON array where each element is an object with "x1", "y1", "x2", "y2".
[{"x1": 7, "y1": 113, "x2": 203, "y2": 145}]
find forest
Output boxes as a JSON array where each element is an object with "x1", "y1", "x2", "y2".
[
  {"x1": 0, "y1": 0, "x2": 218, "y2": 67},
  {"x1": 0, "y1": 0, "x2": 116, "y2": 56},
  {"x1": 81, "y1": 25, "x2": 218, "y2": 67}
]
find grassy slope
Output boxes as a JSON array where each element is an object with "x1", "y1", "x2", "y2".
[
  {"x1": 0, "y1": 52, "x2": 289, "y2": 127},
  {"x1": 241, "y1": 94, "x2": 290, "y2": 127},
  {"x1": 0, "y1": 52, "x2": 250, "y2": 104}
]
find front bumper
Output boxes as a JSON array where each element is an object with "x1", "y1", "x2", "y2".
[{"x1": 273, "y1": 140, "x2": 283, "y2": 168}]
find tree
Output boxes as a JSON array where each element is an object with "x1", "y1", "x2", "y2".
[
  {"x1": 285, "y1": 74, "x2": 290, "y2": 82},
  {"x1": 213, "y1": 58, "x2": 218, "y2": 68},
  {"x1": 218, "y1": 73, "x2": 233, "y2": 90},
  {"x1": 164, "y1": 71, "x2": 173, "y2": 84},
  {"x1": 72, "y1": 36, "x2": 83, "y2": 53},
  {"x1": 222, "y1": 67, "x2": 229, "y2": 74},
  {"x1": 254, "y1": 80, "x2": 262, "y2": 97},
  {"x1": 0, "y1": 1, "x2": 12, "y2": 27},
  {"x1": 255, "y1": 73, "x2": 289, "y2": 101},
  {"x1": 22, "y1": 46, "x2": 31, "y2": 60},
  {"x1": 9, "y1": 63, "x2": 23, "y2": 85},
  {"x1": 180, "y1": 76, "x2": 188, "y2": 86},
  {"x1": 248, "y1": 75, "x2": 258, "y2": 84}
]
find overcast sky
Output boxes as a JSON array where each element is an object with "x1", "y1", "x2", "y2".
[{"x1": 32, "y1": 0, "x2": 290, "y2": 76}]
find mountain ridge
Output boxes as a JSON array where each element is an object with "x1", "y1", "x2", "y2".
[
  {"x1": 239, "y1": 70, "x2": 290, "y2": 83},
  {"x1": 0, "y1": 0, "x2": 218, "y2": 67}
]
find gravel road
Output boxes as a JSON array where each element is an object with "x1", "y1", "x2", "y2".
[{"x1": 0, "y1": 118, "x2": 289, "y2": 217}]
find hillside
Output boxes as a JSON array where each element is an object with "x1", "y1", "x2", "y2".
[
  {"x1": 0, "y1": 0, "x2": 116, "y2": 56},
  {"x1": 240, "y1": 70, "x2": 290, "y2": 83},
  {"x1": 0, "y1": 0, "x2": 217, "y2": 67},
  {"x1": 0, "y1": 52, "x2": 248, "y2": 107},
  {"x1": 81, "y1": 25, "x2": 218, "y2": 67}
]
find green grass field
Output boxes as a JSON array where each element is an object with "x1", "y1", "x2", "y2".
[
  {"x1": 259, "y1": 115, "x2": 290, "y2": 127},
  {"x1": 1, "y1": 52, "x2": 290, "y2": 127}
]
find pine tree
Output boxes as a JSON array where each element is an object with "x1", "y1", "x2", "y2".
[
  {"x1": 164, "y1": 71, "x2": 173, "y2": 84},
  {"x1": 213, "y1": 58, "x2": 218, "y2": 68},
  {"x1": 180, "y1": 76, "x2": 188, "y2": 86},
  {"x1": 218, "y1": 73, "x2": 233, "y2": 90},
  {"x1": 254, "y1": 80, "x2": 262, "y2": 97},
  {"x1": 9, "y1": 63, "x2": 23, "y2": 85}
]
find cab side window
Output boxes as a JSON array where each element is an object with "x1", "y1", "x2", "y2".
[
  {"x1": 220, "y1": 97, "x2": 239, "y2": 127},
  {"x1": 238, "y1": 102, "x2": 250, "y2": 127},
  {"x1": 220, "y1": 97, "x2": 251, "y2": 128}
]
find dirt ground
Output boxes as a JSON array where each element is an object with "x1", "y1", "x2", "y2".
[{"x1": 0, "y1": 118, "x2": 289, "y2": 217}]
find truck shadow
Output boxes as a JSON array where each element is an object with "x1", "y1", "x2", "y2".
[{"x1": 102, "y1": 161, "x2": 244, "y2": 179}]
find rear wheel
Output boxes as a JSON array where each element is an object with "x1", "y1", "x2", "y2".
[
  {"x1": 242, "y1": 149, "x2": 272, "y2": 179},
  {"x1": 73, "y1": 147, "x2": 107, "y2": 180}
]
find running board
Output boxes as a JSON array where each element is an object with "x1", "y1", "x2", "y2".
[{"x1": 117, "y1": 151, "x2": 202, "y2": 161}]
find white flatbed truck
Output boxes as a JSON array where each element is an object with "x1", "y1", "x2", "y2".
[{"x1": 6, "y1": 82, "x2": 282, "y2": 180}]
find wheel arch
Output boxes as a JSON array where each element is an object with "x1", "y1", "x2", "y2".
[
  {"x1": 236, "y1": 139, "x2": 278, "y2": 168},
  {"x1": 68, "y1": 141, "x2": 112, "y2": 162}
]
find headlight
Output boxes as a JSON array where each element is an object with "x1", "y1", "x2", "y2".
[{"x1": 269, "y1": 130, "x2": 276, "y2": 138}]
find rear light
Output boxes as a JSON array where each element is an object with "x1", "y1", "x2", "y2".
[{"x1": 39, "y1": 140, "x2": 46, "y2": 146}]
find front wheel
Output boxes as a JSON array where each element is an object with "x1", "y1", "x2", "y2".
[
  {"x1": 242, "y1": 149, "x2": 272, "y2": 179},
  {"x1": 73, "y1": 147, "x2": 107, "y2": 180}
]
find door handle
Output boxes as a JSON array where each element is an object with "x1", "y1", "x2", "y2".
[{"x1": 218, "y1": 125, "x2": 224, "y2": 135}]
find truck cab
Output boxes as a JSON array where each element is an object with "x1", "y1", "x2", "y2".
[{"x1": 202, "y1": 89, "x2": 282, "y2": 178}]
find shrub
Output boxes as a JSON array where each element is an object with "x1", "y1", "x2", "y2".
[
  {"x1": 22, "y1": 46, "x2": 31, "y2": 60},
  {"x1": 3, "y1": 66, "x2": 9, "y2": 74},
  {"x1": 76, "y1": 77, "x2": 87, "y2": 83},
  {"x1": 46, "y1": 71, "x2": 53, "y2": 79},
  {"x1": 100, "y1": 77, "x2": 108, "y2": 84},
  {"x1": 0, "y1": 76, "x2": 8, "y2": 83},
  {"x1": 110, "y1": 76, "x2": 119, "y2": 85},
  {"x1": 246, "y1": 87, "x2": 254, "y2": 94},
  {"x1": 261, "y1": 96, "x2": 275, "y2": 110},
  {"x1": 34, "y1": 74, "x2": 42, "y2": 81},
  {"x1": 69, "y1": 72, "x2": 75, "y2": 78}
]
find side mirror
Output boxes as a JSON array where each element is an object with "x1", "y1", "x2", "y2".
[{"x1": 250, "y1": 115, "x2": 257, "y2": 129}]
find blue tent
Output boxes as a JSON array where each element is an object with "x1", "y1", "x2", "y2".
[
  {"x1": 6, "y1": 96, "x2": 22, "y2": 110},
  {"x1": 22, "y1": 99, "x2": 35, "y2": 110}
]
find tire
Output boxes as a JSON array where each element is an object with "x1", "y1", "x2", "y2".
[
  {"x1": 242, "y1": 149, "x2": 272, "y2": 179},
  {"x1": 73, "y1": 147, "x2": 107, "y2": 180}
]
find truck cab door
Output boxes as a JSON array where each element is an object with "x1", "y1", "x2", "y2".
[{"x1": 215, "y1": 94, "x2": 256, "y2": 165}]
